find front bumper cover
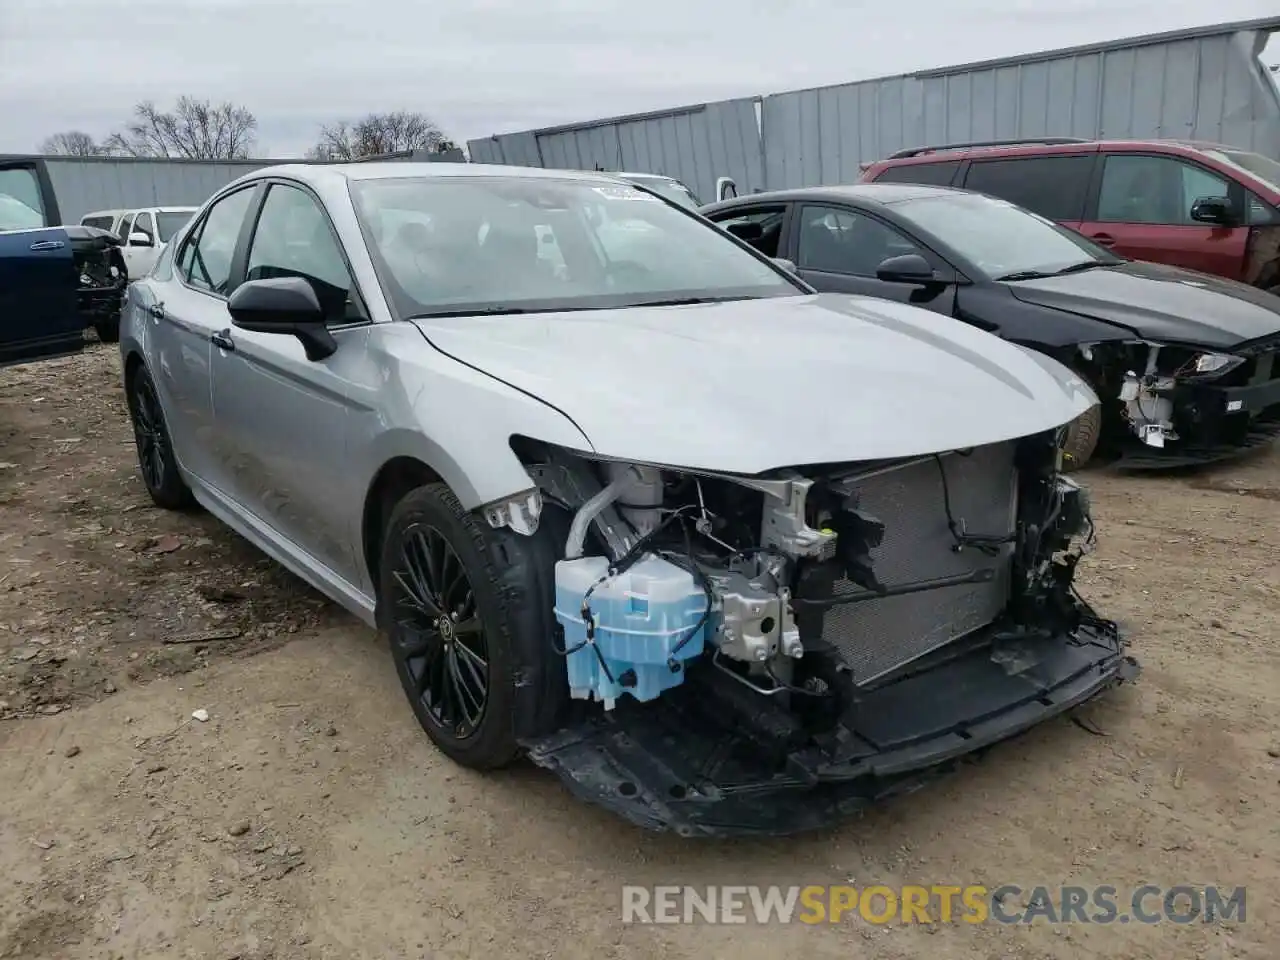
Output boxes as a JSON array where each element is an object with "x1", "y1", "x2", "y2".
[{"x1": 521, "y1": 621, "x2": 1138, "y2": 837}]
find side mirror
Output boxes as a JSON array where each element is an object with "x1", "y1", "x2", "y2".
[
  {"x1": 129, "y1": 231, "x2": 154, "y2": 247},
  {"x1": 1189, "y1": 196, "x2": 1236, "y2": 226},
  {"x1": 716, "y1": 176, "x2": 738, "y2": 201},
  {"x1": 227, "y1": 277, "x2": 337, "y2": 361},
  {"x1": 875, "y1": 253, "x2": 937, "y2": 284},
  {"x1": 771, "y1": 257, "x2": 797, "y2": 273}
]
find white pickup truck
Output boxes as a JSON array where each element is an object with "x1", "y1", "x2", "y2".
[{"x1": 79, "y1": 206, "x2": 198, "y2": 279}]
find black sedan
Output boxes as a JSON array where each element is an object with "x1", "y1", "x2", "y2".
[{"x1": 700, "y1": 184, "x2": 1280, "y2": 469}]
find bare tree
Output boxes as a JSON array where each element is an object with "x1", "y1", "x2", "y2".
[
  {"x1": 307, "y1": 111, "x2": 457, "y2": 160},
  {"x1": 102, "y1": 97, "x2": 257, "y2": 160},
  {"x1": 40, "y1": 131, "x2": 104, "y2": 156}
]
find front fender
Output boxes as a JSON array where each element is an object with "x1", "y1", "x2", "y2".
[{"x1": 358, "y1": 323, "x2": 595, "y2": 512}]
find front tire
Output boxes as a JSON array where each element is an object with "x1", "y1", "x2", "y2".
[
  {"x1": 94, "y1": 316, "x2": 120, "y2": 343},
  {"x1": 1060, "y1": 402, "x2": 1102, "y2": 472},
  {"x1": 378, "y1": 483, "x2": 566, "y2": 770},
  {"x1": 126, "y1": 365, "x2": 194, "y2": 510}
]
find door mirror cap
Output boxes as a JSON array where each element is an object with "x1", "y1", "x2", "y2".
[
  {"x1": 227, "y1": 277, "x2": 336, "y2": 361},
  {"x1": 1189, "y1": 196, "x2": 1236, "y2": 225},
  {"x1": 128, "y1": 231, "x2": 154, "y2": 247},
  {"x1": 875, "y1": 253, "x2": 937, "y2": 283}
]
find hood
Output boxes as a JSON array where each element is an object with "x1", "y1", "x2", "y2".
[
  {"x1": 414, "y1": 293, "x2": 1096, "y2": 475},
  {"x1": 62, "y1": 224, "x2": 124, "y2": 251},
  {"x1": 1006, "y1": 260, "x2": 1280, "y2": 350}
]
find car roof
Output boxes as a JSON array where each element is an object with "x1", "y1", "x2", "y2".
[
  {"x1": 235, "y1": 161, "x2": 627, "y2": 189},
  {"x1": 703, "y1": 182, "x2": 965, "y2": 212},
  {"x1": 872, "y1": 137, "x2": 1249, "y2": 167}
]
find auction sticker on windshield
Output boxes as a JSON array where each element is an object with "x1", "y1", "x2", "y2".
[{"x1": 593, "y1": 185, "x2": 661, "y2": 201}]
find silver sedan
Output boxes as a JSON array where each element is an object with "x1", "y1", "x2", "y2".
[{"x1": 119, "y1": 161, "x2": 1128, "y2": 836}]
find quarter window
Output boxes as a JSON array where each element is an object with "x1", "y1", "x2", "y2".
[
  {"x1": 1095, "y1": 155, "x2": 1231, "y2": 225},
  {"x1": 796, "y1": 205, "x2": 921, "y2": 276},
  {"x1": 246, "y1": 183, "x2": 362, "y2": 323},
  {"x1": 962, "y1": 155, "x2": 1094, "y2": 221},
  {"x1": 711, "y1": 206, "x2": 786, "y2": 257},
  {"x1": 873, "y1": 160, "x2": 961, "y2": 186},
  {"x1": 179, "y1": 187, "x2": 255, "y2": 296}
]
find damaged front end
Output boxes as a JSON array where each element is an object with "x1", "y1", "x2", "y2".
[
  {"x1": 66, "y1": 225, "x2": 128, "y2": 341},
  {"x1": 1082, "y1": 338, "x2": 1280, "y2": 468},
  {"x1": 513, "y1": 430, "x2": 1138, "y2": 837}
]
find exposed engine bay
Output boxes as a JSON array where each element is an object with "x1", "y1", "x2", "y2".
[
  {"x1": 502, "y1": 430, "x2": 1138, "y2": 836},
  {"x1": 1078, "y1": 338, "x2": 1280, "y2": 467},
  {"x1": 67, "y1": 225, "x2": 128, "y2": 338}
]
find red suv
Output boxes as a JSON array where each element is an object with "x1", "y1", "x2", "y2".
[{"x1": 859, "y1": 138, "x2": 1280, "y2": 295}]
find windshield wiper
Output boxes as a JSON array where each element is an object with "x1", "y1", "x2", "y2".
[
  {"x1": 626, "y1": 295, "x2": 753, "y2": 307},
  {"x1": 996, "y1": 261, "x2": 1108, "y2": 282},
  {"x1": 408, "y1": 305, "x2": 598, "y2": 319}
]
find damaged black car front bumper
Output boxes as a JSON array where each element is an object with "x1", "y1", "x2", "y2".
[{"x1": 522, "y1": 614, "x2": 1138, "y2": 838}]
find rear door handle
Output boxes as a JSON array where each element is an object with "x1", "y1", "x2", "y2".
[
  {"x1": 211, "y1": 330, "x2": 236, "y2": 352},
  {"x1": 29, "y1": 240, "x2": 64, "y2": 251},
  {"x1": 1089, "y1": 233, "x2": 1116, "y2": 247}
]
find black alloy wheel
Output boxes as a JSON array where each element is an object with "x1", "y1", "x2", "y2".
[
  {"x1": 389, "y1": 524, "x2": 490, "y2": 740},
  {"x1": 127, "y1": 366, "x2": 193, "y2": 510}
]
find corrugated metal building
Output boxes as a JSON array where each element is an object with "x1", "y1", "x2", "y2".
[
  {"x1": 12, "y1": 147, "x2": 469, "y2": 225},
  {"x1": 467, "y1": 16, "x2": 1280, "y2": 202}
]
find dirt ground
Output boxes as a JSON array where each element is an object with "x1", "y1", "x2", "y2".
[{"x1": 1, "y1": 343, "x2": 1277, "y2": 960}]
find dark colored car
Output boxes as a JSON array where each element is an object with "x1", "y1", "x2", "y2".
[
  {"x1": 858, "y1": 137, "x2": 1280, "y2": 295},
  {"x1": 0, "y1": 156, "x2": 127, "y2": 367},
  {"x1": 700, "y1": 183, "x2": 1280, "y2": 469}
]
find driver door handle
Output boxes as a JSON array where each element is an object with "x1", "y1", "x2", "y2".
[
  {"x1": 29, "y1": 240, "x2": 64, "y2": 251},
  {"x1": 211, "y1": 330, "x2": 236, "y2": 352},
  {"x1": 1089, "y1": 232, "x2": 1116, "y2": 247}
]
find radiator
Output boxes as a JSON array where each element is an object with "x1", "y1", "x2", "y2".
[{"x1": 823, "y1": 441, "x2": 1018, "y2": 685}]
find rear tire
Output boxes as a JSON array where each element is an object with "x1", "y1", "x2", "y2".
[
  {"x1": 1060, "y1": 402, "x2": 1102, "y2": 472},
  {"x1": 377, "y1": 483, "x2": 566, "y2": 770},
  {"x1": 126, "y1": 365, "x2": 194, "y2": 510}
]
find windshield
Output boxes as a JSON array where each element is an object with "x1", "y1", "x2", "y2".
[
  {"x1": 0, "y1": 193, "x2": 43, "y2": 231},
  {"x1": 155, "y1": 211, "x2": 195, "y2": 243},
  {"x1": 350, "y1": 175, "x2": 799, "y2": 317},
  {"x1": 896, "y1": 192, "x2": 1119, "y2": 280},
  {"x1": 1205, "y1": 149, "x2": 1280, "y2": 193}
]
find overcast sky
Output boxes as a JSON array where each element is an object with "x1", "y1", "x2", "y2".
[{"x1": 1, "y1": 0, "x2": 1276, "y2": 157}]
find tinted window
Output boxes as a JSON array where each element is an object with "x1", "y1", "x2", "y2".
[
  {"x1": 0, "y1": 166, "x2": 45, "y2": 228},
  {"x1": 873, "y1": 160, "x2": 960, "y2": 186},
  {"x1": 963, "y1": 155, "x2": 1093, "y2": 221},
  {"x1": 179, "y1": 188, "x2": 255, "y2": 296},
  {"x1": 350, "y1": 176, "x2": 799, "y2": 318},
  {"x1": 797, "y1": 205, "x2": 922, "y2": 276},
  {"x1": 246, "y1": 184, "x2": 361, "y2": 323},
  {"x1": 1095, "y1": 155, "x2": 1231, "y2": 225},
  {"x1": 1245, "y1": 190, "x2": 1280, "y2": 226},
  {"x1": 896, "y1": 192, "x2": 1114, "y2": 280},
  {"x1": 117, "y1": 213, "x2": 135, "y2": 240}
]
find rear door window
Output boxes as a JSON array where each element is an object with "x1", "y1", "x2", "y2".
[
  {"x1": 872, "y1": 160, "x2": 961, "y2": 186},
  {"x1": 962, "y1": 155, "x2": 1094, "y2": 221}
]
